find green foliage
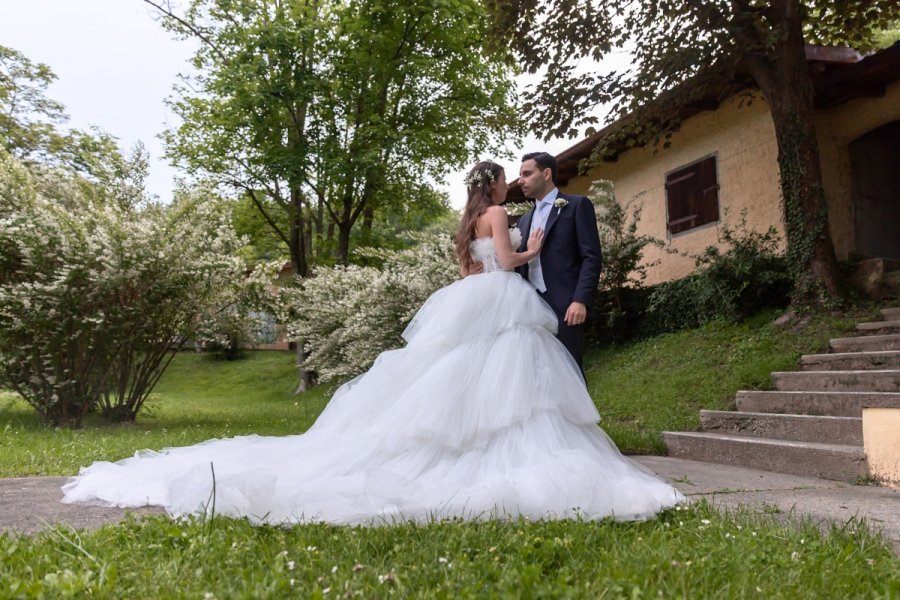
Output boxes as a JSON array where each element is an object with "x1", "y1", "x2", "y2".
[
  {"x1": 284, "y1": 232, "x2": 459, "y2": 384},
  {"x1": 350, "y1": 184, "x2": 455, "y2": 262},
  {"x1": 230, "y1": 193, "x2": 291, "y2": 264},
  {"x1": 588, "y1": 179, "x2": 664, "y2": 338},
  {"x1": 806, "y1": 6, "x2": 900, "y2": 51},
  {"x1": 0, "y1": 502, "x2": 896, "y2": 597},
  {"x1": 642, "y1": 217, "x2": 791, "y2": 335},
  {"x1": 588, "y1": 214, "x2": 792, "y2": 344},
  {"x1": 777, "y1": 110, "x2": 842, "y2": 306},
  {"x1": 488, "y1": 1, "x2": 900, "y2": 145},
  {"x1": 488, "y1": 1, "x2": 900, "y2": 303},
  {"x1": 872, "y1": 21, "x2": 900, "y2": 48},
  {"x1": 0, "y1": 153, "x2": 246, "y2": 427},
  {"x1": 0, "y1": 44, "x2": 141, "y2": 190},
  {"x1": 159, "y1": 0, "x2": 518, "y2": 269},
  {"x1": 0, "y1": 44, "x2": 67, "y2": 163}
]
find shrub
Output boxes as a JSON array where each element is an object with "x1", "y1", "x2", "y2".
[
  {"x1": 283, "y1": 232, "x2": 458, "y2": 384},
  {"x1": 587, "y1": 179, "x2": 664, "y2": 342},
  {"x1": 642, "y1": 212, "x2": 792, "y2": 335},
  {"x1": 0, "y1": 152, "x2": 246, "y2": 426}
]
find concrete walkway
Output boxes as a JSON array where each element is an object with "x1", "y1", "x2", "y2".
[
  {"x1": 636, "y1": 456, "x2": 899, "y2": 553},
  {"x1": 1, "y1": 457, "x2": 897, "y2": 553}
]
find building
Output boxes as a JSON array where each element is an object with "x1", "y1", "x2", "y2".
[{"x1": 507, "y1": 43, "x2": 900, "y2": 287}]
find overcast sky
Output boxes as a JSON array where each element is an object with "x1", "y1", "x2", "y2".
[{"x1": 1, "y1": 1, "x2": 617, "y2": 209}]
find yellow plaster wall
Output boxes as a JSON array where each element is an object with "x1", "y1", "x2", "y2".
[
  {"x1": 563, "y1": 80, "x2": 900, "y2": 285},
  {"x1": 815, "y1": 79, "x2": 900, "y2": 259},
  {"x1": 863, "y1": 407, "x2": 900, "y2": 484},
  {"x1": 564, "y1": 92, "x2": 784, "y2": 285}
]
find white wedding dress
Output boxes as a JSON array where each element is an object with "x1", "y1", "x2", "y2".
[{"x1": 62, "y1": 230, "x2": 683, "y2": 524}]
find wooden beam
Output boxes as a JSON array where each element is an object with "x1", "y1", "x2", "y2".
[
  {"x1": 805, "y1": 44, "x2": 863, "y2": 64},
  {"x1": 815, "y1": 83, "x2": 887, "y2": 108}
]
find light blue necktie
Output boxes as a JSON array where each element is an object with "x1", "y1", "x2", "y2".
[{"x1": 528, "y1": 200, "x2": 553, "y2": 292}]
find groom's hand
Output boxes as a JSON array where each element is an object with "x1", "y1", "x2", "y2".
[
  {"x1": 564, "y1": 302, "x2": 587, "y2": 326},
  {"x1": 468, "y1": 261, "x2": 484, "y2": 276}
]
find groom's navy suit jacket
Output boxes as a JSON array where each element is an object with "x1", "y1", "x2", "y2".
[{"x1": 515, "y1": 191, "x2": 603, "y2": 317}]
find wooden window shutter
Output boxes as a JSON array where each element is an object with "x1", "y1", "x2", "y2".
[{"x1": 666, "y1": 156, "x2": 719, "y2": 234}]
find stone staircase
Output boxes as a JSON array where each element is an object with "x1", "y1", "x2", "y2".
[{"x1": 663, "y1": 307, "x2": 900, "y2": 481}]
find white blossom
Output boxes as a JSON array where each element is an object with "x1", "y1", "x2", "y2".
[
  {"x1": 0, "y1": 150, "x2": 247, "y2": 425},
  {"x1": 283, "y1": 231, "x2": 458, "y2": 383}
]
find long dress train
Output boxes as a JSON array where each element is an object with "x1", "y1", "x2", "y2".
[{"x1": 61, "y1": 230, "x2": 683, "y2": 524}]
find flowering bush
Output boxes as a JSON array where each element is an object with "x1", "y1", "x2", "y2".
[
  {"x1": 0, "y1": 151, "x2": 246, "y2": 426},
  {"x1": 588, "y1": 179, "x2": 665, "y2": 339},
  {"x1": 283, "y1": 232, "x2": 458, "y2": 383}
]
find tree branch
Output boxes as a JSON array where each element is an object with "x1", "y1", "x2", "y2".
[
  {"x1": 141, "y1": 0, "x2": 227, "y2": 61},
  {"x1": 245, "y1": 188, "x2": 291, "y2": 247}
]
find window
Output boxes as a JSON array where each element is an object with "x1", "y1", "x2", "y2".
[
  {"x1": 250, "y1": 311, "x2": 278, "y2": 344},
  {"x1": 665, "y1": 155, "x2": 719, "y2": 235}
]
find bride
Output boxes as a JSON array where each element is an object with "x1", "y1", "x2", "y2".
[{"x1": 62, "y1": 161, "x2": 683, "y2": 524}]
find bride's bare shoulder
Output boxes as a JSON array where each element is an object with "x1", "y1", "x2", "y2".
[{"x1": 476, "y1": 205, "x2": 506, "y2": 231}]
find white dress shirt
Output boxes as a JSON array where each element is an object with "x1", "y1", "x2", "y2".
[{"x1": 528, "y1": 188, "x2": 559, "y2": 293}]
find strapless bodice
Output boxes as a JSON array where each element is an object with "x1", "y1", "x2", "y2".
[{"x1": 470, "y1": 228, "x2": 522, "y2": 273}]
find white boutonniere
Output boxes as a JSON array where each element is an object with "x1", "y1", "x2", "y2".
[{"x1": 553, "y1": 197, "x2": 568, "y2": 214}]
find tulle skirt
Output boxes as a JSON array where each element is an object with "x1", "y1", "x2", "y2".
[{"x1": 62, "y1": 271, "x2": 683, "y2": 524}]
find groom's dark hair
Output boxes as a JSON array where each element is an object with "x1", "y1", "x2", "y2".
[{"x1": 522, "y1": 152, "x2": 557, "y2": 185}]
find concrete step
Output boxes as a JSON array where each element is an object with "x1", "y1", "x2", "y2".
[
  {"x1": 881, "y1": 307, "x2": 900, "y2": 321},
  {"x1": 829, "y1": 333, "x2": 900, "y2": 352},
  {"x1": 662, "y1": 431, "x2": 867, "y2": 481},
  {"x1": 734, "y1": 390, "x2": 900, "y2": 416},
  {"x1": 856, "y1": 320, "x2": 900, "y2": 335},
  {"x1": 699, "y1": 410, "x2": 862, "y2": 444},
  {"x1": 772, "y1": 370, "x2": 900, "y2": 392},
  {"x1": 800, "y1": 351, "x2": 900, "y2": 371}
]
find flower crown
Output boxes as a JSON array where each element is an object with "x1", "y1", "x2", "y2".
[{"x1": 464, "y1": 168, "x2": 496, "y2": 188}]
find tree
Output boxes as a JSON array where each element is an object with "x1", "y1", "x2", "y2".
[
  {"x1": 230, "y1": 192, "x2": 292, "y2": 263},
  {"x1": 0, "y1": 44, "x2": 134, "y2": 190},
  {"x1": 487, "y1": 0, "x2": 900, "y2": 304},
  {"x1": 147, "y1": 0, "x2": 517, "y2": 390},
  {"x1": 148, "y1": 0, "x2": 516, "y2": 267},
  {"x1": 0, "y1": 45, "x2": 66, "y2": 163}
]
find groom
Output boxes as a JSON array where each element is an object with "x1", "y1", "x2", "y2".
[{"x1": 515, "y1": 152, "x2": 602, "y2": 373}]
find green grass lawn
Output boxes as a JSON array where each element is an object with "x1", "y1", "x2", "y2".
[
  {"x1": 1, "y1": 305, "x2": 898, "y2": 597},
  {"x1": 0, "y1": 306, "x2": 877, "y2": 476},
  {"x1": 0, "y1": 351, "x2": 329, "y2": 478},
  {"x1": 2, "y1": 503, "x2": 897, "y2": 598}
]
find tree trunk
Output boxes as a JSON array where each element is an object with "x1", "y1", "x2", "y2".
[
  {"x1": 294, "y1": 343, "x2": 314, "y2": 394},
  {"x1": 744, "y1": 9, "x2": 844, "y2": 303},
  {"x1": 288, "y1": 186, "x2": 314, "y2": 392},
  {"x1": 337, "y1": 221, "x2": 352, "y2": 266},
  {"x1": 315, "y1": 194, "x2": 325, "y2": 257},
  {"x1": 361, "y1": 203, "x2": 375, "y2": 247}
]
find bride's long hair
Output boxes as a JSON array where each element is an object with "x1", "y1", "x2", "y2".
[{"x1": 454, "y1": 161, "x2": 505, "y2": 271}]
